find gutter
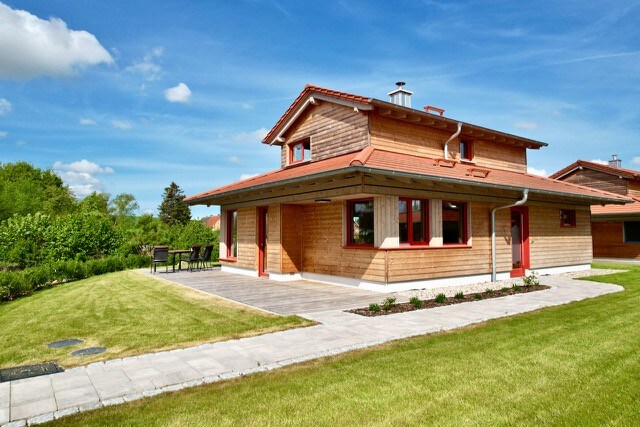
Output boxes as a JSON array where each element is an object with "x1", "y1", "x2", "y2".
[
  {"x1": 186, "y1": 166, "x2": 628, "y2": 206},
  {"x1": 443, "y1": 122, "x2": 462, "y2": 160},
  {"x1": 490, "y1": 189, "x2": 529, "y2": 282}
]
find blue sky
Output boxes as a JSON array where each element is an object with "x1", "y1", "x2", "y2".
[{"x1": 0, "y1": 1, "x2": 639, "y2": 218}]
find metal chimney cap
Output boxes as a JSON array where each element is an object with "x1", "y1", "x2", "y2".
[{"x1": 395, "y1": 81, "x2": 406, "y2": 87}]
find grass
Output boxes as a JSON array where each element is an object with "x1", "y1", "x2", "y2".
[
  {"x1": 0, "y1": 270, "x2": 310, "y2": 369},
  {"x1": 50, "y1": 262, "x2": 640, "y2": 426}
]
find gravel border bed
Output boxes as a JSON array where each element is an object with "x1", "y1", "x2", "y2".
[{"x1": 395, "y1": 268, "x2": 624, "y2": 301}]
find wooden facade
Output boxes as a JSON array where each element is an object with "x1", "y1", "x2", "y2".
[{"x1": 188, "y1": 85, "x2": 628, "y2": 290}]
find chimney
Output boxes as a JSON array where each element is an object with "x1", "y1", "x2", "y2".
[
  {"x1": 609, "y1": 154, "x2": 622, "y2": 168},
  {"x1": 388, "y1": 82, "x2": 412, "y2": 108}
]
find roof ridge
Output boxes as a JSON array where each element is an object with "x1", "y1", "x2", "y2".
[{"x1": 350, "y1": 145, "x2": 375, "y2": 166}]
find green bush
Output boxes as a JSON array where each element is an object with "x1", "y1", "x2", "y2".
[
  {"x1": 484, "y1": 288, "x2": 494, "y2": 294},
  {"x1": 522, "y1": 271, "x2": 540, "y2": 287},
  {"x1": 474, "y1": 293, "x2": 483, "y2": 300},
  {"x1": 512, "y1": 284, "x2": 522, "y2": 292},
  {"x1": 434, "y1": 293, "x2": 446, "y2": 303},
  {"x1": 454, "y1": 292, "x2": 465, "y2": 299},
  {"x1": 409, "y1": 296, "x2": 422, "y2": 308},
  {"x1": 382, "y1": 297, "x2": 397, "y2": 311},
  {"x1": 369, "y1": 303, "x2": 381, "y2": 312},
  {"x1": 0, "y1": 212, "x2": 52, "y2": 268},
  {"x1": 0, "y1": 255, "x2": 150, "y2": 302}
]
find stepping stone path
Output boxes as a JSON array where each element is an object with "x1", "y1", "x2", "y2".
[
  {"x1": 71, "y1": 347, "x2": 107, "y2": 357},
  {"x1": 47, "y1": 339, "x2": 84, "y2": 349}
]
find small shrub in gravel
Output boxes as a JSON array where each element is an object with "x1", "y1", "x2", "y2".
[
  {"x1": 512, "y1": 284, "x2": 521, "y2": 291},
  {"x1": 369, "y1": 303, "x2": 381, "y2": 312},
  {"x1": 382, "y1": 297, "x2": 397, "y2": 311},
  {"x1": 409, "y1": 296, "x2": 422, "y2": 308},
  {"x1": 523, "y1": 271, "x2": 541, "y2": 287},
  {"x1": 434, "y1": 293, "x2": 446, "y2": 303},
  {"x1": 484, "y1": 288, "x2": 494, "y2": 294},
  {"x1": 474, "y1": 293, "x2": 483, "y2": 300},
  {"x1": 501, "y1": 287, "x2": 511, "y2": 292},
  {"x1": 454, "y1": 292, "x2": 465, "y2": 299}
]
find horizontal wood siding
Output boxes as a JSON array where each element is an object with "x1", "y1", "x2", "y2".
[
  {"x1": 386, "y1": 202, "x2": 511, "y2": 281},
  {"x1": 592, "y1": 221, "x2": 640, "y2": 259},
  {"x1": 369, "y1": 115, "x2": 527, "y2": 173},
  {"x1": 560, "y1": 169, "x2": 628, "y2": 195},
  {"x1": 284, "y1": 103, "x2": 369, "y2": 164},
  {"x1": 301, "y1": 202, "x2": 386, "y2": 281},
  {"x1": 627, "y1": 180, "x2": 640, "y2": 198},
  {"x1": 280, "y1": 204, "x2": 303, "y2": 273},
  {"x1": 234, "y1": 207, "x2": 257, "y2": 270},
  {"x1": 267, "y1": 204, "x2": 281, "y2": 274},
  {"x1": 528, "y1": 206, "x2": 592, "y2": 268}
]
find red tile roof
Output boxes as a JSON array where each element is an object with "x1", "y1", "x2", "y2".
[
  {"x1": 185, "y1": 148, "x2": 631, "y2": 205},
  {"x1": 592, "y1": 197, "x2": 640, "y2": 216},
  {"x1": 550, "y1": 159, "x2": 640, "y2": 180}
]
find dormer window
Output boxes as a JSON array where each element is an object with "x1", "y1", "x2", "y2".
[
  {"x1": 289, "y1": 138, "x2": 311, "y2": 165},
  {"x1": 460, "y1": 140, "x2": 473, "y2": 161}
]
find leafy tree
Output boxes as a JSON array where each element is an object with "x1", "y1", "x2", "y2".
[
  {"x1": 0, "y1": 162, "x2": 77, "y2": 221},
  {"x1": 0, "y1": 212, "x2": 52, "y2": 268},
  {"x1": 79, "y1": 192, "x2": 110, "y2": 215},
  {"x1": 110, "y1": 193, "x2": 139, "y2": 226},
  {"x1": 158, "y1": 182, "x2": 191, "y2": 226}
]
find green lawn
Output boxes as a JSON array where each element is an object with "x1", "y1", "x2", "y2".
[
  {"x1": 51, "y1": 263, "x2": 640, "y2": 426},
  {"x1": 0, "y1": 270, "x2": 310, "y2": 369}
]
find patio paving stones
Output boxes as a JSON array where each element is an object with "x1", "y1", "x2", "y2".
[{"x1": 0, "y1": 274, "x2": 623, "y2": 426}]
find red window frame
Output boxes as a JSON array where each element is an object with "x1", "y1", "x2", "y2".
[
  {"x1": 399, "y1": 197, "x2": 429, "y2": 246},
  {"x1": 225, "y1": 209, "x2": 238, "y2": 259},
  {"x1": 288, "y1": 139, "x2": 310, "y2": 165},
  {"x1": 460, "y1": 139, "x2": 473, "y2": 161},
  {"x1": 442, "y1": 201, "x2": 468, "y2": 245},
  {"x1": 560, "y1": 209, "x2": 576, "y2": 227},
  {"x1": 346, "y1": 198, "x2": 375, "y2": 247}
]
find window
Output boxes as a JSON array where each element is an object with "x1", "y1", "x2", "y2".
[
  {"x1": 442, "y1": 201, "x2": 467, "y2": 244},
  {"x1": 623, "y1": 221, "x2": 640, "y2": 243},
  {"x1": 347, "y1": 199, "x2": 374, "y2": 246},
  {"x1": 560, "y1": 209, "x2": 576, "y2": 227},
  {"x1": 226, "y1": 210, "x2": 238, "y2": 258},
  {"x1": 289, "y1": 139, "x2": 311, "y2": 164},
  {"x1": 460, "y1": 140, "x2": 473, "y2": 161},
  {"x1": 399, "y1": 198, "x2": 428, "y2": 245}
]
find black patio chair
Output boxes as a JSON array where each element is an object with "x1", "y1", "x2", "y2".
[
  {"x1": 151, "y1": 246, "x2": 169, "y2": 273},
  {"x1": 182, "y1": 245, "x2": 201, "y2": 272},
  {"x1": 199, "y1": 245, "x2": 214, "y2": 270}
]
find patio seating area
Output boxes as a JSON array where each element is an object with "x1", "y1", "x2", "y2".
[{"x1": 151, "y1": 245, "x2": 215, "y2": 274}]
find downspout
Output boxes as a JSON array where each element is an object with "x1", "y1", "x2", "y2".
[
  {"x1": 443, "y1": 122, "x2": 462, "y2": 160},
  {"x1": 491, "y1": 189, "x2": 529, "y2": 282}
]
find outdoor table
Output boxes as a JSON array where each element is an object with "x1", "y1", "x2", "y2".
[{"x1": 168, "y1": 249, "x2": 191, "y2": 272}]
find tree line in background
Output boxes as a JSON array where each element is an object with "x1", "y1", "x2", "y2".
[{"x1": 0, "y1": 162, "x2": 219, "y2": 270}]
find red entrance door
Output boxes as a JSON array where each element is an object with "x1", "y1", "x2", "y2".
[
  {"x1": 510, "y1": 206, "x2": 530, "y2": 277},
  {"x1": 257, "y1": 207, "x2": 268, "y2": 277}
]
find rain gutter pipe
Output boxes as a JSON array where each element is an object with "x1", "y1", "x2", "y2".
[
  {"x1": 443, "y1": 122, "x2": 462, "y2": 159},
  {"x1": 491, "y1": 188, "x2": 529, "y2": 282}
]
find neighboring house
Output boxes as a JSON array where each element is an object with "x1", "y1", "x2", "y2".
[
  {"x1": 550, "y1": 156, "x2": 640, "y2": 260},
  {"x1": 202, "y1": 215, "x2": 221, "y2": 230},
  {"x1": 185, "y1": 84, "x2": 630, "y2": 291}
]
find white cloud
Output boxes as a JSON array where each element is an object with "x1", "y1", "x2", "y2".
[
  {"x1": 0, "y1": 131, "x2": 7, "y2": 138},
  {"x1": 0, "y1": 3, "x2": 113, "y2": 79},
  {"x1": 79, "y1": 118, "x2": 96, "y2": 125},
  {"x1": 53, "y1": 159, "x2": 114, "y2": 174},
  {"x1": 0, "y1": 98, "x2": 12, "y2": 115},
  {"x1": 126, "y1": 47, "x2": 163, "y2": 81},
  {"x1": 15, "y1": 140, "x2": 27, "y2": 146},
  {"x1": 232, "y1": 127, "x2": 269, "y2": 143},
  {"x1": 112, "y1": 119, "x2": 132, "y2": 130},
  {"x1": 240, "y1": 173, "x2": 259, "y2": 180},
  {"x1": 228, "y1": 156, "x2": 241, "y2": 164},
  {"x1": 53, "y1": 159, "x2": 114, "y2": 198},
  {"x1": 164, "y1": 82, "x2": 191, "y2": 103},
  {"x1": 527, "y1": 166, "x2": 547, "y2": 177},
  {"x1": 631, "y1": 157, "x2": 640, "y2": 166},
  {"x1": 241, "y1": 102, "x2": 253, "y2": 110},
  {"x1": 589, "y1": 158, "x2": 608, "y2": 165},
  {"x1": 515, "y1": 120, "x2": 539, "y2": 131}
]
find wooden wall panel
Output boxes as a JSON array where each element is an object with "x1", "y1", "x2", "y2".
[
  {"x1": 283, "y1": 103, "x2": 369, "y2": 164},
  {"x1": 267, "y1": 204, "x2": 281, "y2": 274},
  {"x1": 560, "y1": 169, "x2": 628, "y2": 195},
  {"x1": 280, "y1": 204, "x2": 303, "y2": 273},
  {"x1": 528, "y1": 206, "x2": 592, "y2": 268},
  {"x1": 300, "y1": 202, "x2": 386, "y2": 281},
  {"x1": 234, "y1": 207, "x2": 257, "y2": 270},
  {"x1": 592, "y1": 221, "x2": 640, "y2": 259},
  {"x1": 369, "y1": 115, "x2": 527, "y2": 173},
  {"x1": 627, "y1": 181, "x2": 640, "y2": 198}
]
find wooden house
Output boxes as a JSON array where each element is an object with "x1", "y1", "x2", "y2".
[
  {"x1": 550, "y1": 157, "x2": 640, "y2": 260},
  {"x1": 185, "y1": 84, "x2": 631, "y2": 291}
]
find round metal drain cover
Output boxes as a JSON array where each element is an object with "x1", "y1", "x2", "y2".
[
  {"x1": 71, "y1": 347, "x2": 107, "y2": 357},
  {"x1": 47, "y1": 339, "x2": 84, "y2": 348}
]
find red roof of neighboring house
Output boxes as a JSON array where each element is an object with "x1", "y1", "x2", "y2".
[
  {"x1": 185, "y1": 147, "x2": 631, "y2": 205},
  {"x1": 202, "y1": 215, "x2": 220, "y2": 227},
  {"x1": 592, "y1": 197, "x2": 640, "y2": 216},
  {"x1": 550, "y1": 159, "x2": 640, "y2": 180}
]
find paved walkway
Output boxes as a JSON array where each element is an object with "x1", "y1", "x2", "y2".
[
  {"x1": 151, "y1": 269, "x2": 385, "y2": 315},
  {"x1": 0, "y1": 276, "x2": 623, "y2": 426},
  {"x1": 593, "y1": 258, "x2": 640, "y2": 265}
]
